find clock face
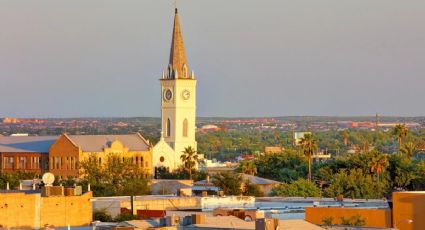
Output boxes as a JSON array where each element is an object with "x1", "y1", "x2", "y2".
[
  {"x1": 164, "y1": 89, "x2": 172, "y2": 101},
  {"x1": 182, "y1": 90, "x2": 190, "y2": 100}
]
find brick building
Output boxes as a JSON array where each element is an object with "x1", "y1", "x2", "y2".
[
  {"x1": 49, "y1": 133, "x2": 153, "y2": 178},
  {"x1": 0, "y1": 136, "x2": 57, "y2": 174}
]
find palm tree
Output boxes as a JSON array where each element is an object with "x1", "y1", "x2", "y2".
[
  {"x1": 369, "y1": 154, "x2": 389, "y2": 183},
  {"x1": 238, "y1": 160, "x2": 257, "y2": 175},
  {"x1": 400, "y1": 142, "x2": 417, "y2": 159},
  {"x1": 341, "y1": 130, "x2": 349, "y2": 146},
  {"x1": 299, "y1": 133, "x2": 318, "y2": 182},
  {"x1": 180, "y1": 146, "x2": 198, "y2": 180},
  {"x1": 393, "y1": 124, "x2": 408, "y2": 150}
]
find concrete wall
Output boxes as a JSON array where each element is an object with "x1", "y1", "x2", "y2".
[
  {"x1": 0, "y1": 192, "x2": 39, "y2": 228},
  {"x1": 305, "y1": 207, "x2": 392, "y2": 228},
  {"x1": 40, "y1": 192, "x2": 93, "y2": 227},
  {"x1": 393, "y1": 191, "x2": 425, "y2": 230},
  {"x1": 201, "y1": 196, "x2": 255, "y2": 211},
  {"x1": 0, "y1": 192, "x2": 92, "y2": 228},
  {"x1": 93, "y1": 196, "x2": 256, "y2": 218}
]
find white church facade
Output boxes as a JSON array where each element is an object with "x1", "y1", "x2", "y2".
[{"x1": 152, "y1": 8, "x2": 198, "y2": 175}]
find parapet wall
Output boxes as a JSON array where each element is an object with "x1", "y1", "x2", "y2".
[
  {"x1": 305, "y1": 207, "x2": 392, "y2": 228},
  {"x1": 0, "y1": 191, "x2": 92, "y2": 229}
]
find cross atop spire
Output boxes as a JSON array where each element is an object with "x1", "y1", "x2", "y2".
[{"x1": 165, "y1": 7, "x2": 194, "y2": 79}]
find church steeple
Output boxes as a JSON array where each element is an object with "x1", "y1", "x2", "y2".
[{"x1": 165, "y1": 8, "x2": 194, "y2": 79}]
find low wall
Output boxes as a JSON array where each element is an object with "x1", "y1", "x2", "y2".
[
  {"x1": 305, "y1": 207, "x2": 392, "y2": 228},
  {"x1": 0, "y1": 191, "x2": 92, "y2": 229},
  {"x1": 93, "y1": 196, "x2": 256, "y2": 217},
  {"x1": 201, "y1": 196, "x2": 255, "y2": 211},
  {"x1": 40, "y1": 192, "x2": 93, "y2": 227}
]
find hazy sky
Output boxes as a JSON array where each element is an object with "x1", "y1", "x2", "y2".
[{"x1": 1, "y1": 0, "x2": 424, "y2": 117}]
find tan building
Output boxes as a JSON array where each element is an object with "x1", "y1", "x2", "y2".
[
  {"x1": 49, "y1": 133, "x2": 153, "y2": 178},
  {"x1": 0, "y1": 190, "x2": 92, "y2": 228},
  {"x1": 0, "y1": 136, "x2": 57, "y2": 174}
]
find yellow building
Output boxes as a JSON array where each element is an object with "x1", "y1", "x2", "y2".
[
  {"x1": 49, "y1": 133, "x2": 152, "y2": 178},
  {"x1": 153, "y1": 8, "x2": 198, "y2": 174}
]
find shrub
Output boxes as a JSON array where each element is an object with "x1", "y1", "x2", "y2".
[{"x1": 93, "y1": 209, "x2": 113, "y2": 222}]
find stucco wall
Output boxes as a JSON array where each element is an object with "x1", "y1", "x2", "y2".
[
  {"x1": 305, "y1": 207, "x2": 392, "y2": 228},
  {"x1": 0, "y1": 192, "x2": 92, "y2": 228},
  {"x1": 0, "y1": 192, "x2": 39, "y2": 228},
  {"x1": 40, "y1": 192, "x2": 93, "y2": 227},
  {"x1": 393, "y1": 191, "x2": 425, "y2": 230}
]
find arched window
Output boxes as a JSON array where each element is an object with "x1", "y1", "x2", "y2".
[
  {"x1": 183, "y1": 118, "x2": 188, "y2": 137},
  {"x1": 166, "y1": 118, "x2": 171, "y2": 137}
]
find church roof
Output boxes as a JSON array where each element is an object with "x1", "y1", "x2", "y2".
[
  {"x1": 66, "y1": 133, "x2": 150, "y2": 152},
  {"x1": 166, "y1": 8, "x2": 192, "y2": 79},
  {"x1": 0, "y1": 136, "x2": 58, "y2": 153}
]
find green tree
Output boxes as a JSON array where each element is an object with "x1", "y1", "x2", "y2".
[
  {"x1": 243, "y1": 179, "x2": 265, "y2": 197},
  {"x1": 341, "y1": 130, "x2": 349, "y2": 146},
  {"x1": 388, "y1": 153, "x2": 418, "y2": 189},
  {"x1": 324, "y1": 169, "x2": 387, "y2": 199},
  {"x1": 400, "y1": 141, "x2": 416, "y2": 158},
  {"x1": 79, "y1": 155, "x2": 150, "y2": 197},
  {"x1": 271, "y1": 179, "x2": 320, "y2": 197},
  {"x1": 393, "y1": 124, "x2": 408, "y2": 150},
  {"x1": 299, "y1": 133, "x2": 318, "y2": 182},
  {"x1": 255, "y1": 150, "x2": 308, "y2": 183},
  {"x1": 180, "y1": 146, "x2": 199, "y2": 180},
  {"x1": 237, "y1": 160, "x2": 257, "y2": 175},
  {"x1": 211, "y1": 172, "x2": 242, "y2": 195}
]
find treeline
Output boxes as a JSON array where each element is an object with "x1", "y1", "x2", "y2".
[
  {"x1": 249, "y1": 150, "x2": 425, "y2": 198},
  {"x1": 197, "y1": 128, "x2": 425, "y2": 161}
]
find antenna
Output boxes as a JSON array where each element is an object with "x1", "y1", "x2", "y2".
[{"x1": 175, "y1": 0, "x2": 178, "y2": 12}]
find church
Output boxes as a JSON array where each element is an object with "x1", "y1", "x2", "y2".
[{"x1": 152, "y1": 8, "x2": 198, "y2": 174}]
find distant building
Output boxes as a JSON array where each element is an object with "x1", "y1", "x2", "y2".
[
  {"x1": 49, "y1": 133, "x2": 152, "y2": 178},
  {"x1": 264, "y1": 146, "x2": 284, "y2": 154},
  {"x1": 293, "y1": 132, "x2": 312, "y2": 146},
  {"x1": 2, "y1": 117, "x2": 18, "y2": 124},
  {"x1": 198, "y1": 124, "x2": 220, "y2": 132},
  {"x1": 0, "y1": 136, "x2": 57, "y2": 174}
]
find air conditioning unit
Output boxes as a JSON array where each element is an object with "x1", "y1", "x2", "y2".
[
  {"x1": 255, "y1": 218, "x2": 280, "y2": 230},
  {"x1": 42, "y1": 186, "x2": 64, "y2": 197}
]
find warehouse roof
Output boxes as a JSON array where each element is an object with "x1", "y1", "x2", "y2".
[{"x1": 0, "y1": 136, "x2": 58, "y2": 153}]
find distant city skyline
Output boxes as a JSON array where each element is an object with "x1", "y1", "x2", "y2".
[{"x1": 1, "y1": 0, "x2": 424, "y2": 118}]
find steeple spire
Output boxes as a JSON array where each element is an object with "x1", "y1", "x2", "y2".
[{"x1": 167, "y1": 7, "x2": 191, "y2": 79}]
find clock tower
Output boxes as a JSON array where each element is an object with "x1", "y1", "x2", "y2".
[{"x1": 159, "y1": 8, "x2": 197, "y2": 165}]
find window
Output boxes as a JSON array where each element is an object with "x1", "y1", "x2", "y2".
[
  {"x1": 19, "y1": 157, "x2": 26, "y2": 169},
  {"x1": 70, "y1": 157, "x2": 74, "y2": 170},
  {"x1": 4, "y1": 157, "x2": 14, "y2": 169},
  {"x1": 98, "y1": 157, "x2": 102, "y2": 165},
  {"x1": 55, "y1": 157, "x2": 60, "y2": 169},
  {"x1": 160, "y1": 156, "x2": 165, "y2": 162},
  {"x1": 183, "y1": 119, "x2": 188, "y2": 137},
  {"x1": 140, "y1": 157, "x2": 144, "y2": 168},
  {"x1": 166, "y1": 118, "x2": 171, "y2": 137}
]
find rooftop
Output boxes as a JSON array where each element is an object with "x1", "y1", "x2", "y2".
[
  {"x1": 0, "y1": 136, "x2": 58, "y2": 153},
  {"x1": 66, "y1": 133, "x2": 150, "y2": 152}
]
